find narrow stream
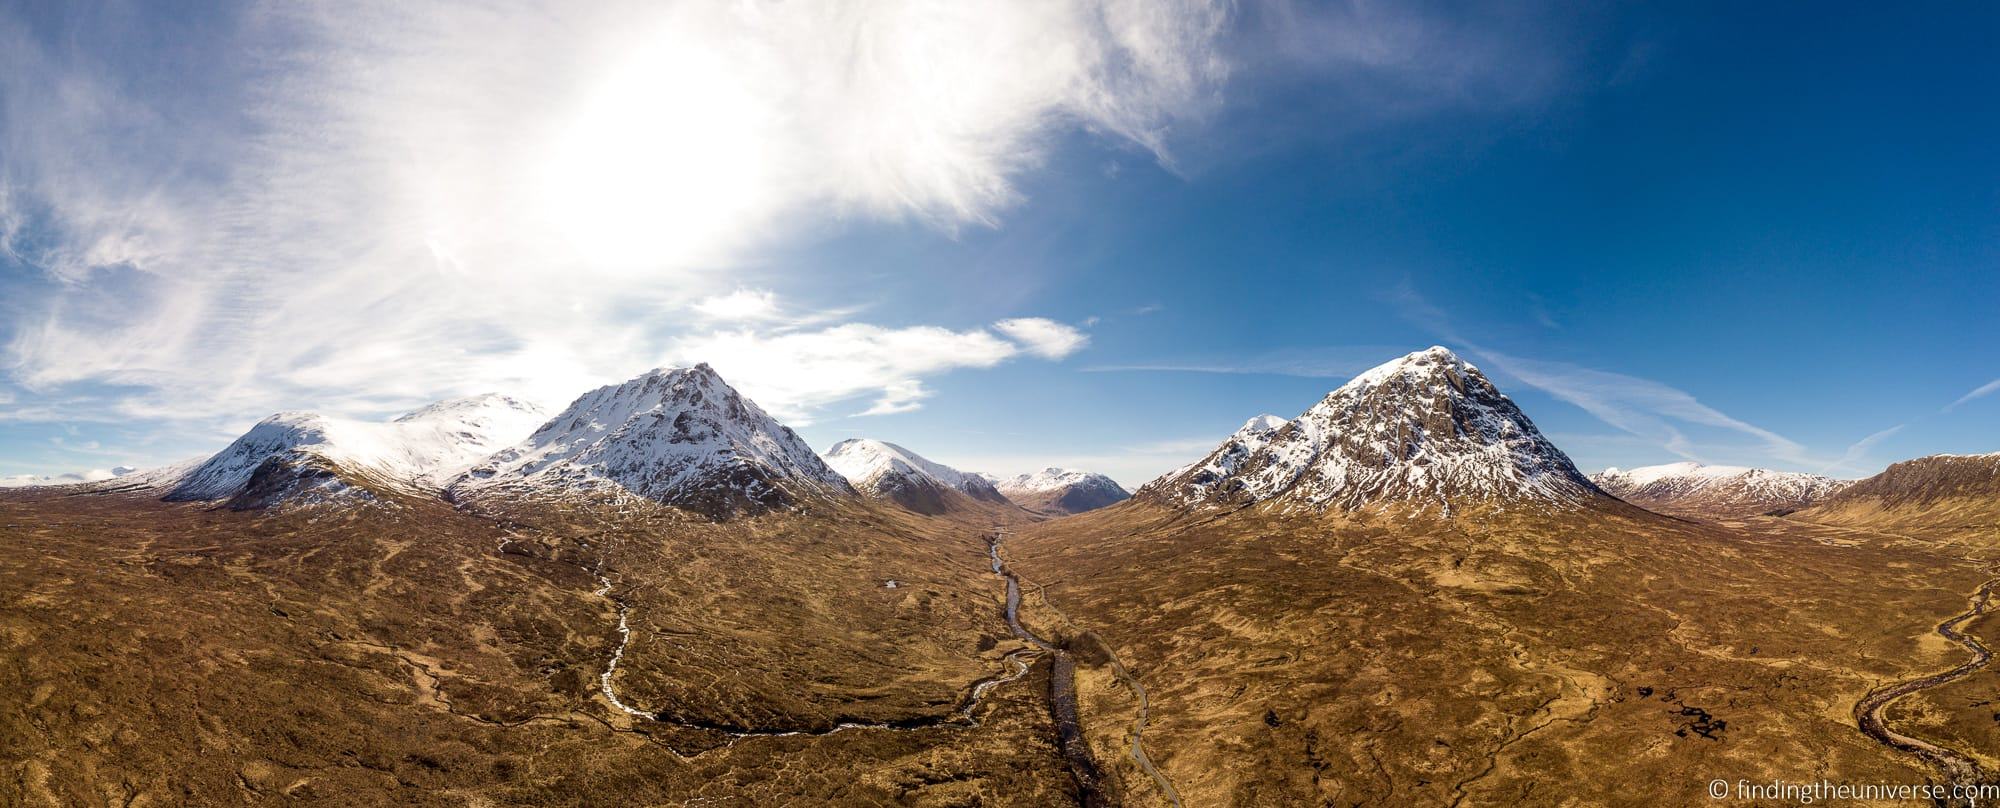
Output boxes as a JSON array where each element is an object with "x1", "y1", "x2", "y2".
[
  {"x1": 988, "y1": 530, "x2": 1111, "y2": 808},
  {"x1": 1854, "y1": 576, "x2": 2000, "y2": 800}
]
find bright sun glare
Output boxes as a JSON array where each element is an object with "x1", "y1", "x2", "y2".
[{"x1": 541, "y1": 28, "x2": 776, "y2": 273}]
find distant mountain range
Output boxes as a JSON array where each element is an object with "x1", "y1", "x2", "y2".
[
  {"x1": 1590, "y1": 462, "x2": 1850, "y2": 519},
  {"x1": 25, "y1": 347, "x2": 1993, "y2": 526},
  {"x1": 69, "y1": 364, "x2": 1128, "y2": 519},
  {"x1": 1791, "y1": 452, "x2": 2000, "y2": 536},
  {"x1": 0, "y1": 465, "x2": 137, "y2": 488}
]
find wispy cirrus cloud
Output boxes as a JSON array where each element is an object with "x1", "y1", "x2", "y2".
[
  {"x1": 1473, "y1": 348, "x2": 1810, "y2": 465},
  {"x1": 1386, "y1": 282, "x2": 1813, "y2": 468},
  {"x1": 1947, "y1": 378, "x2": 2000, "y2": 412},
  {"x1": 1822, "y1": 424, "x2": 1907, "y2": 476},
  {"x1": 0, "y1": 0, "x2": 1226, "y2": 434}
]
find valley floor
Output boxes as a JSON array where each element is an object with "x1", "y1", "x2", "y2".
[{"x1": 4, "y1": 489, "x2": 1998, "y2": 806}]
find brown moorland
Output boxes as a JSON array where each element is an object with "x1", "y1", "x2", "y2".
[
  {"x1": 0, "y1": 486, "x2": 1079, "y2": 807},
  {"x1": 1003, "y1": 497, "x2": 2000, "y2": 806}
]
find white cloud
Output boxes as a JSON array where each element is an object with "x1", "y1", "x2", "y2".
[
  {"x1": 693, "y1": 289, "x2": 781, "y2": 321},
  {"x1": 858, "y1": 380, "x2": 932, "y2": 417},
  {"x1": 666, "y1": 322, "x2": 1023, "y2": 424},
  {"x1": 994, "y1": 318, "x2": 1090, "y2": 359},
  {"x1": 0, "y1": 0, "x2": 1226, "y2": 427}
]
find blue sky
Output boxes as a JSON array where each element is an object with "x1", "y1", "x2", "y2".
[{"x1": 2, "y1": 1, "x2": 1995, "y2": 487}]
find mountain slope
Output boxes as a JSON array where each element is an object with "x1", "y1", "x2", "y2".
[
  {"x1": 450, "y1": 364, "x2": 852, "y2": 516},
  {"x1": 995, "y1": 468, "x2": 1130, "y2": 515},
  {"x1": 824, "y1": 439, "x2": 1011, "y2": 515},
  {"x1": 1591, "y1": 462, "x2": 1851, "y2": 519},
  {"x1": 1152, "y1": 414, "x2": 1287, "y2": 504},
  {"x1": 1141, "y1": 347, "x2": 1601, "y2": 513},
  {"x1": 1792, "y1": 452, "x2": 2000, "y2": 536},
  {"x1": 164, "y1": 394, "x2": 549, "y2": 509}
]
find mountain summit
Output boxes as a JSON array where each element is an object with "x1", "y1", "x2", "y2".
[
  {"x1": 1142, "y1": 347, "x2": 1599, "y2": 512},
  {"x1": 450, "y1": 364, "x2": 851, "y2": 515}
]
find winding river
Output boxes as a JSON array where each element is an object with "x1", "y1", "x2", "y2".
[
  {"x1": 1854, "y1": 576, "x2": 2000, "y2": 799},
  {"x1": 988, "y1": 530, "x2": 1111, "y2": 808}
]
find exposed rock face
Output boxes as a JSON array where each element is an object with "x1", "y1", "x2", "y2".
[
  {"x1": 823, "y1": 439, "x2": 1010, "y2": 515},
  {"x1": 1591, "y1": 462, "x2": 1851, "y2": 519},
  {"x1": 1142, "y1": 347, "x2": 1601, "y2": 513},
  {"x1": 995, "y1": 468, "x2": 1131, "y2": 515},
  {"x1": 450, "y1": 365, "x2": 852, "y2": 516}
]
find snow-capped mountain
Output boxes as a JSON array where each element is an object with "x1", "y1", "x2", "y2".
[
  {"x1": 995, "y1": 467, "x2": 1131, "y2": 514},
  {"x1": 823, "y1": 439, "x2": 1011, "y2": 515},
  {"x1": 393, "y1": 394, "x2": 556, "y2": 485},
  {"x1": 450, "y1": 364, "x2": 852, "y2": 516},
  {"x1": 1591, "y1": 462, "x2": 1850, "y2": 518},
  {"x1": 1141, "y1": 347, "x2": 1600, "y2": 512},
  {"x1": 165, "y1": 394, "x2": 550, "y2": 508}
]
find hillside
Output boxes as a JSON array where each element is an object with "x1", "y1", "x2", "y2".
[{"x1": 1792, "y1": 452, "x2": 2000, "y2": 537}]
